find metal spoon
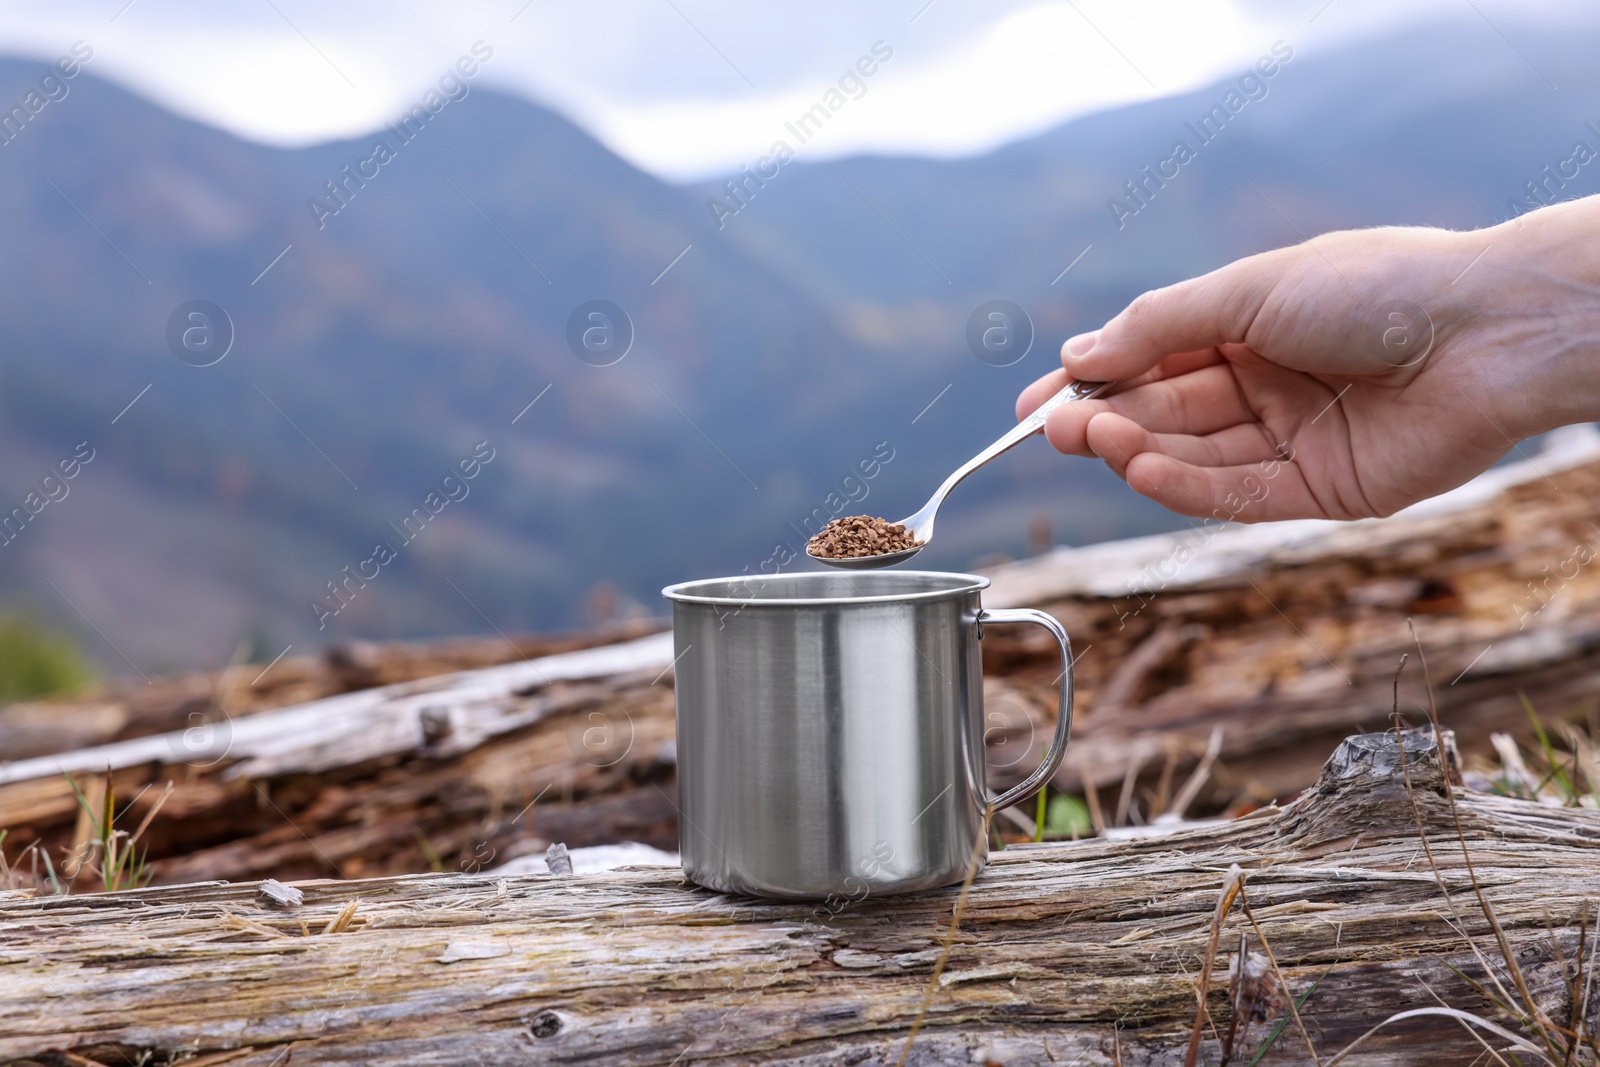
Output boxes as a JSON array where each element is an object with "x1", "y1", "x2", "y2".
[{"x1": 808, "y1": 379, "x2": 1114, "y2": 569}]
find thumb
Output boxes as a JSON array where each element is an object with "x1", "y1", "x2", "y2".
[{"x1": 1063, "y1": 252, "x2": 1274, "y2": 382}]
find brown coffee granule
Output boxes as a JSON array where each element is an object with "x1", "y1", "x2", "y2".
[{"x1": 807, "y1": 514, "x2": 922, "y2": 559}]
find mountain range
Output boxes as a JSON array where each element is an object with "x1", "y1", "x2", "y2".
[{"x1": 0, "y1": 16, "x2": 1594, "y2": 672}]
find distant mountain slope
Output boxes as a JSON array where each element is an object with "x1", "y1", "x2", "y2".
[
  {"x1": 0, "y1": 57, "x2": 927, "y2": 670},
  {"x1": 0, "y1": 17, "x2": 1593, "y2": 671}
]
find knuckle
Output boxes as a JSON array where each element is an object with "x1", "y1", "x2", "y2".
[{"x1": 1119, "y1": 289, "x2": 1165, "y2": 333}]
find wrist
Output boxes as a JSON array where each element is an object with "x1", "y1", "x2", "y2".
[{"x1": 1468, "y1": 196, "x2": 1600, "y2": 439}]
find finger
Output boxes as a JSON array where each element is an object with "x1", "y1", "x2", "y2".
[
  {"x1": 1062, "y1": 252, "x2": 1276, "y2": 383},
  {"x1": 1085, "y1": 413, "x2": 1281, "y2": 480},
  {"x1": 1021, "y1": 348, "x2": 1227, "y2": 423},
  {"x1": 1121, "y1": 452, "x2": 1328, "y2": 522},
  {"x1": 1139, "y1": 347, "x2": 1226, "y2": 382},
  {"x1": 1042, "y1": 364, "x2": 1255, "y2": 455},
  {"x1": 1016, "y1": 367, "x2": 1070, "y2": 421},
  {"x1": 1100, "y1": 364, "x2": 1255, "y2": 437}
]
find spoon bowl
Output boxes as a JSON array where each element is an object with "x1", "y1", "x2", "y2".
[
  {"x1": 806, "y1": 379, "x2": 1112, "y2": 569},
  {"x1": 810, "y1": 545, "x2": 924, "y2": 569}
]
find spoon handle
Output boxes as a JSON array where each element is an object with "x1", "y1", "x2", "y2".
[
  {"x1": 913, "y1": 380, "x2": 1112, "y2": 529},
  {"x1": 1020, "y1": 379, "x2": 1113, "y2": 432}
]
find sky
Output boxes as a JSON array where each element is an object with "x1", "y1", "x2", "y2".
[{"x1": 0, "y1": 0, "x2": 1595, "y2": 181}]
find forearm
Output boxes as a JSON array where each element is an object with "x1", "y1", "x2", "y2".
[{"x1": 1468, "y1": 195, "x2": 1600, "y2": 439}]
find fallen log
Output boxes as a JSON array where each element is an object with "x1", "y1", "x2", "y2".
[
  {"x1": 0, "y1": 634, "x2": 679, "y2": 885},
  {"x1": 0, "y1": 621, "x2": 664, "y2": 762},
  {"x1": 2, "y1": 728, "x2": 1596, "y2": 1066},
  {"x1": 980, "y1": 424, "x2": 1600, "y2": 812}
]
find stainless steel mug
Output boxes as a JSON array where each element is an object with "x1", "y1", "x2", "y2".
[{"x1": 661, "y1": 570, "x2": 1075, "y2": 899}]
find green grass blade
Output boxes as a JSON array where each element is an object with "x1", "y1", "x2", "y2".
[
  {"x1": 60, "y1": 771, "x2": 104, "y2": 838},
  {"x1": 1246, "y1": 969, "x2": 1329, "y2": 1066},
  {"x1": 1520, "y1": 691, "x2": 1576, "y2": 800},
  {"x1": 1034, "y1": 747, "x2": 1048, "y2": 844},
  {"x1": 39, "y1": 848, "x2": 62, "y2": 895}
]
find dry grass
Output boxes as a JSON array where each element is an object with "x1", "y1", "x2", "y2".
[
  {"x1": 60, "y1": 771, "x2": 173, "y2": 893},
  {"x1": 0, "y1": 771, "x2": 173, "y2": 894},
  {"x1": 1171, "y1": 625, "x2": 1600, "y2": 1065},
  {"x1": 895, "y1": 805, "x2": 994, "y2": 1067},
  {"x1": 1317, "y1": 627, "x2": 1599, "y2": 1065}
]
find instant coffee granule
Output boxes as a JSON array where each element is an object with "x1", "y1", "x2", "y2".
[{"x1": 807, "y1": 515, "x2": 921, "y2": 559}]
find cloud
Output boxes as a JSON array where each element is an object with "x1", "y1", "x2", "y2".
[
  {"x1": 0, "y1": 0, "x2": 1594, "y2": 180},
  {"x1": 588, "y1": 0, "x2": 1267, "y2": 179}
]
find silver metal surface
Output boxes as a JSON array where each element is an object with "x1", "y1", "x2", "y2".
[
  {"x1": 662, "y1": 570, "x2": 1076, "y2": 899},
  {"x1": 808, "y1": 379, "x2": 1113, "y2": 569}
]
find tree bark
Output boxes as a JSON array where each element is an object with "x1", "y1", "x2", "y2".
[{"x1": 2, "y1": 728, "x2": 1597, "y2": 1066}]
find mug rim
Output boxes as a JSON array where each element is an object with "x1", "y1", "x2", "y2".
[{"x1": 662, "y1": 569, "x2": 989, "y2": 607}]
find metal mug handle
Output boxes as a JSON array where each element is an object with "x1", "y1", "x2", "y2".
[{"x1": 979, "y1": 608, "x2": 1076, "y2": 811}]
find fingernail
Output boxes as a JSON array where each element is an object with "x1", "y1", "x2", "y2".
[{"x1": 1065, "y1": 331, "x2": 1098, "y2": 358}]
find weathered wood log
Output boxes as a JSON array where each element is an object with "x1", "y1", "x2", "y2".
[
  {"x1": 2, "y1": 729, "x2": 1597, "y2": 1066},
  {"x1": 981, "y1": 424, "x2": 1600, "y2": 811},
  {"x1": 0, "y1": 621, "x2": 664, "y2": 762},
  {"x1": 0, "y1": 634, "x2": 679, "y2": 885}
]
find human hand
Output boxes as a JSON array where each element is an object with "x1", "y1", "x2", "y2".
[{"x1": 1018, "y1": 197, "x2": 1600, "y2": 521}]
